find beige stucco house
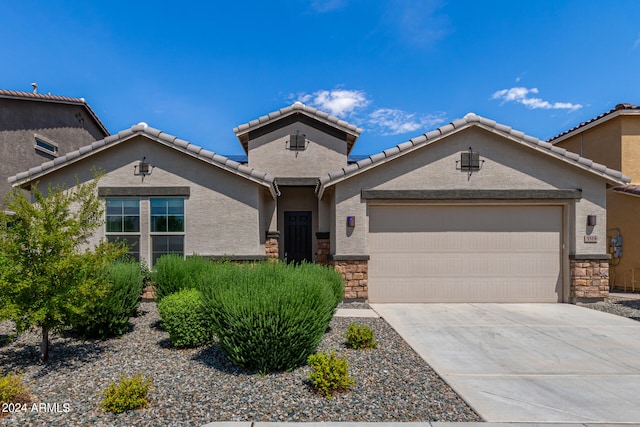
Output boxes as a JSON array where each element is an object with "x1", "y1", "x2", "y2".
[
  {"x1": 9, "y1": 102, "x2": 630, "y2": 303},
  {"x1": 551, "y1": 103, "x2": 640, "y2": 291}
]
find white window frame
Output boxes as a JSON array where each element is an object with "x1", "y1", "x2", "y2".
[{"x1": 34, "y1": 134, "x2": 59, "y2": 157}]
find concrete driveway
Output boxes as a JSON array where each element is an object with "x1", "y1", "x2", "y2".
[{"x1": 369, "y1": 303, "x2": 640, "y2": 423}]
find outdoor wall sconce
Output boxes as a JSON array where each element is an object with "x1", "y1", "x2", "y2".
[
  {"x1": 347, "y1": 216, "x2": 356, "y2": 227},
  {"x1": 587, "y1": 215, "x2": 597, "y2": 226},
  {"x1": 134, "y1": 157, "x2": 153, "y2": 179}
]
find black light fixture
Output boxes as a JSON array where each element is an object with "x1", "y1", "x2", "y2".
[
  {"x1": 347, "y1": 216, "x2": 356, "y2": 227},
  {"x1": 587, "y1": 215, "x2": 597, "y2": 226}
]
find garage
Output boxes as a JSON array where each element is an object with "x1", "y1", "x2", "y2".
[{"x1": 368, "y1": 204, "x2": 563, "y2": 303}]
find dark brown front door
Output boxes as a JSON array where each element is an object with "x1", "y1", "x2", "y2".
[{"x1": 284, "y1": 211, "x2": 312, "y2": 264}]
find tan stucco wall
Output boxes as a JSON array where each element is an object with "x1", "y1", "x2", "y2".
[
  {"x1": 247, "y1": 122, "x2": 347, "y2": 177},
  {"x1": 30, "y1": 136, "x2": 265, "y2": 265},
  {"x1": 555, "y1": 118, "x2": 622, "y2": 172},
  {"x1": 621, "y1": 116, "x2": 640, "y2": 183},
  {"x1": 607, "y1": 190, "x2": 640, "y2": 289},
  {"x1": 330, "y1": 126, "x2": 609, "y2": 258}
]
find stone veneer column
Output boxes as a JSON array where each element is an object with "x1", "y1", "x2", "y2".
[
  {"x1": 316, "y1": 232, "x2": 368, "y2": 300},
  {"x1": 570, "y1": 255, "x2": 610, "y2": 300},
  {"x1": 265, "y1": 231, "x2": 280, "y2": 260}
]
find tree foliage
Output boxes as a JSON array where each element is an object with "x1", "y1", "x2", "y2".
[{"x1": 0, "y1": 177, "x2": 125, "y2": 362}]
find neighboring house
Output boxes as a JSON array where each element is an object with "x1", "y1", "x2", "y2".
[
  {"x1": 550, "y1": 103, "x2": 640, "y2": 291},
  {"x1": 0, "y1": 89, "x2": 109, "y2": 203},
  {"x1": 9, "y1": 102, "x2": 630, "y2": 303}
]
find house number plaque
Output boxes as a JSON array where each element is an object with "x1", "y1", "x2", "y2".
[{"x1": 584, "y1": 235, "x2": 598, "y2": 243}]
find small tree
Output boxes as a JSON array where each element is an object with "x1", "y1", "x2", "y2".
[{"x1": 0, "y1": 177, "x2": 125, "y2": 362}]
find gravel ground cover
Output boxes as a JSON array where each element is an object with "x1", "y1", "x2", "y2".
[
  {"x1": 0, "y1": 302, "x2": 480, "y2": 426},
  {"x1": 577, "y1": 290, "x2": 640, "y2": 321}
]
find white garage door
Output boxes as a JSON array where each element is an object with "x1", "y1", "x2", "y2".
[{"x1": 368, "y1": 205, "x2": 562, "y2": 303}]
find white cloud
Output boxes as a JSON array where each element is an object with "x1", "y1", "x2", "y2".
[
  {"x1": 491, "y1": 87, "x2": 582, "y2": 111},
  {"x1": 309, "y1": 0, "x2": 346, "y2": 13},
  {"x1": 297, "y1": 89, "x2": 370, "y2": 117},
  {"x1": 632, "y1": 33, "x2": 640, "y2": 50},
  {"x1": 293, "y1": 88, "x2": 445, "y2": 136},
  {"x1": 369, "y1": 108, "x2": 446, "y2": 135}
]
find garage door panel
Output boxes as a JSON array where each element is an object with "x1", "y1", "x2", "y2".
[
  {"x1": 370, "y1": 254, "x2": 559, "y2": 276},
  {"x1": 368, "y1": 205, "x2": 562, "y2": 303},
  {"x1": 371, "y1": 231, "x2": 560, "y2": 252},
  {"x1": 369, "y1": 279, "x2": 561, "y2": 303}
]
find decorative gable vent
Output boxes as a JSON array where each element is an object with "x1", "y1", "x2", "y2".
[
  {"x1": 287, "y1": 132, "x2": 307, "y2": 151},
  {"x1": 460, "y1": 150, "x2": 480, "y2": 170},
  {"x1": 456, "y1": 147, "x2": 484, "y2": 179}
]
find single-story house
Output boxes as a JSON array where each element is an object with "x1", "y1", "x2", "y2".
[{"x1": 9, "y1": 102, "x2": 630, "y2": 303}]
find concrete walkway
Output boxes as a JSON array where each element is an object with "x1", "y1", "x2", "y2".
[{"x1": 370, "y1": 303, "x2": 640, "y2": 423}]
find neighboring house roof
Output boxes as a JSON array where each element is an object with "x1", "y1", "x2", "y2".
[
  {"x1": 233, "y1": 101, "x2": 363, "y2": 155},
  {"x1": 8, "y1": 122, "x2": 279, "y2": 199},
  {"x1": 0, "y1": 89, "x2": 110, "y2": 137},
  {"x1": 317, "y1": 112, "x2": 632, "y2": 199},
  {"x1": 548, "y1": 103, "x2": 640, "y2": 144},
  {"x1": 612, "y1": 184, "x2": 640, "y2": 198}
]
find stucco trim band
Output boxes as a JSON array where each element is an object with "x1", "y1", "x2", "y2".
[
  {"x1": 329, "y1": 255, "x2": 370, "y2": 261},
  {"x1": 361, "y1": 189, "x2": 582, "y2": 200},
  {"x1": 98, "y1": 186, "x2": 191, "y2": 197},
  {"x1": 569, "y1": 254, "x2": 612, "y2": 260}
]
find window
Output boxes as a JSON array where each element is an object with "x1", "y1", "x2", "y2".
[
  {"x1": 34, "y1": 135, "x2": 59, "y2": 157},
  {"x1": 150, "y1": 198, "x2": 185, "y2": 264},
  {"x1": 105, "y1": 198, "x2": 140, "y2": 262}
]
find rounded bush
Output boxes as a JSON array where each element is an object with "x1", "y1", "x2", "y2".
[
  {"x1": 100, "y1": 374, "x2": 152, "y2": 413},
  {"x1": 73, "y1": 261, "x2": 143, "y2": 339},
  {"x1": 157, "y1": 288, "x2": 214, "y2": 348},
  {"x1": 308, "y1": 351, "x2": 354, "y2": 398},
  {"x1": 199, "y1": 261, "x2": 344, "y2": 374},
  {"x1": 344, "y1": 322, "x2": 377, "y2": 350}
]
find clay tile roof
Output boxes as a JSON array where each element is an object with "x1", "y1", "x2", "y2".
[
  {"x1": 316, "y1": 112, "x2": 631, "y2": 198},
  {"x1": 0, "y1": 89, "x2": 110, "y2": 136},
  {"x1": 8, "y1": 122, "x2": 279, "y2": 199},
  {"x1": 612, "y1": 184, "x2": 640, "y2": 197}
]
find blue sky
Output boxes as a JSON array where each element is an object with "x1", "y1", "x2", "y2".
[{"x1": 2, "y1": 0, "x2": 640, "y2": 156}]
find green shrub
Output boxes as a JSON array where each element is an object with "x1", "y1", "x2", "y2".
[
  {"x1": 344, "y1": 323, "x2": 377, "y2": 350},
  {"x1": 157, "y1": 288, "x2": 214, "y2": 348},
  {"x1": 0, "y1": 372, "x2": 30, "y2": 405},
  {"x1": 307, "y1": 351, "x2": 354, "y2": 398},
  {"x1": 199, "y1": 261, "x2": 344, "y2": 374},
  {"x1": 100, "y1": 374, "x2": 152, "y2": 413},
  {"x1": 73, "y1": 261, "x2": 143, "y2": 339},
  {"x1": 153, "y1": 255, "x2": 210, "y2": 300}
]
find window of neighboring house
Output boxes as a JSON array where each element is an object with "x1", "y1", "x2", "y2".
[
  {"x1": 105, "y1": 198, "x2": 141, "y2": 262},
  {"x1": 150, "y1": 198, "x2": 184, "y2": 264},
  {"x1": 34, "y1": 135, "x2": 59, "y2": 157}
]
